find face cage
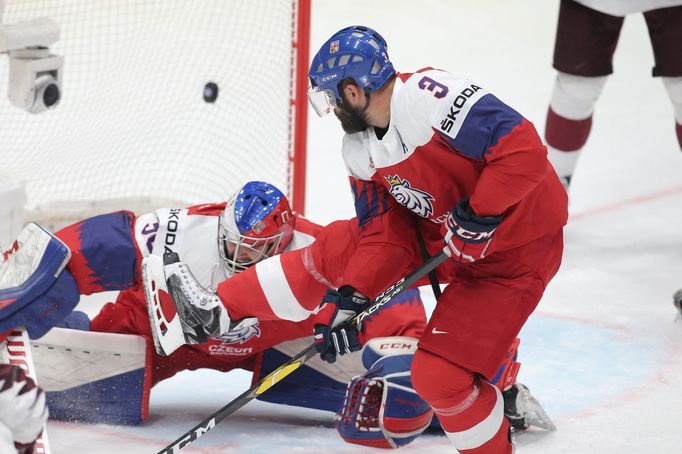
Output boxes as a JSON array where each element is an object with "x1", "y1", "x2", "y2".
[
  {"x1": 217, "y1": 219, "x2": 283, "y2": 277},
  {"x1": 308, "y1": 85, "x2": 338, "y2": 117}
]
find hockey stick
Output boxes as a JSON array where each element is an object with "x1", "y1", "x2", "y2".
[{"x1": 157, "y1": 248, "x2": 449, "y2": 454}]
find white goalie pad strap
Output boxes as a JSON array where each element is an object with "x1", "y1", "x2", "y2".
[
  {"x1": 443, "y1": 385, "x2": 504, "y2": 450},
  {"x1": 0, "y1": 223, "x2": 69, "y2": 290}
]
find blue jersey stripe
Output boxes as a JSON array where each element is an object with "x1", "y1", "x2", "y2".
[
  {"x1": 440, "y1": 94, "x2": 524, "y2": 160},
  {"x1": 77, "y1": 212, "x2": 138, "y2": 290},
  {"x1": 350, "y1": 179, "x2": 391, "y2": 228}
]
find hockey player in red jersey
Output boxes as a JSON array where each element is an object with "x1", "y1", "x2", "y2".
[
  {"x1": 305, "y1": 26, "x2": 568, "y2": 453},
  {"x1": 545, "y1": 0, "x2": 682, "y2": 189}
]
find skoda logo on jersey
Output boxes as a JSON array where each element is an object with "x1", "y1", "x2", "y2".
[
  {"x1": 385, "y1": 175, "x2": 435, "y2": 218},
  {"x1": 439, "y1": 83, "x2": 483, "y2": 134},
  {"x1": 216, "y1": 321, "x2": 261, "y2": 345}
]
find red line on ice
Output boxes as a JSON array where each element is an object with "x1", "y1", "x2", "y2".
[{"x1": 570, "y1": 185, "x2": 682, "y2": 222}]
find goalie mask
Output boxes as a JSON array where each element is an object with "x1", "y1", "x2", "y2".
[{"x1": 218, "y1": 181, "x2": 294, "y2": 276}]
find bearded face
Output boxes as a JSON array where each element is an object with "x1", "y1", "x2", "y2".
[
  {"x1": 333, "y1": 88, "x2": 371, "y2": 134},
  {"x1": 334, "y1": 107, "x2": 369, "y2": 134}
]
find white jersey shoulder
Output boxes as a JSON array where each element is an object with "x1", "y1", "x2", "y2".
[
  {"x1": 134, "y1": 207, "x2": 225, "y2": 287},
  {"x1": 342, "y1": 131, "x2": 376, "y2": 181},
  {"x1": 394, "y1": 69, "x2": 488, "y2": 144},
  {"x1": 342, "y1": 69, "x2": 489, "y2": 173},
  {"x1": 574, "y1": 0, "x2": 682, "y2": 15}
]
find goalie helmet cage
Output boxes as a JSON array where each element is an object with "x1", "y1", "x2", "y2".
[{"x1": 0, "y1": 0, "x2": 310, "y2": 229}]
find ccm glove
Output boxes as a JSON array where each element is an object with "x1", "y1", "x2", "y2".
[
  {"x1": 314, "y1": 286, "x2": 368, "y2": 363},
  {"x1": 443, "y1": 197, "x2": 503, "y2": 263}
]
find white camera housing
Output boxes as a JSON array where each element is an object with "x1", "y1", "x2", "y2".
[
  {"x1": 8, "y1": 47, "x2": 63, "y2": 113},
  {"x1": 1, "y1": 17, "x2": 62, "y2": 113}
]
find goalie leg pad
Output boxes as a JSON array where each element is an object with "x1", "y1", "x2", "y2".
[
  {"x1": 0, "y1": 223, "x2": 71, "y2": 319},
  {"x1": 32, "y1": 327, "x2": 151, "y2": 425},
  {"x1": 337, "y1": 342, "x2": 433, "y2": 449}
]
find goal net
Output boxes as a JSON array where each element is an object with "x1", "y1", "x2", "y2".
[{"x1": 0, "y1": 0, "x2": 310, "y2": 229}]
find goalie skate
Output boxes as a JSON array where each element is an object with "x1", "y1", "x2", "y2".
[
  {"x1": 142, "y1": 253, "x2": 230, "y2": 356},
  {"x1": 503, "y1": 383, "x2": 556, "y2": 432}
]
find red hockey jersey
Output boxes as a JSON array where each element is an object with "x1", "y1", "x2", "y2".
[{"x1": 339, "y1": 69, "x2": 568, "y2": 297}]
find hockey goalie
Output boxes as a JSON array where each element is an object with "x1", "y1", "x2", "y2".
[{"x1": 0, "y1": 181, "x2": 552, "y2": 449}]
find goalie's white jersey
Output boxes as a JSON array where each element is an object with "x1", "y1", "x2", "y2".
[{"x1": 133, "y1": 203, "x2": 318, "y2": 289}]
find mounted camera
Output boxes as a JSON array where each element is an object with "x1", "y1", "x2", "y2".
[
  {"x1": 8, "y1": 47, "x2": 62, "y2": 113},
  {"x1": 1, "y1": 17, "x2": 62, "y2": 113}
]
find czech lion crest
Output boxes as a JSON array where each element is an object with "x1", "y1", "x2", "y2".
[{"x1": 385, "y1": 175, "x2": 435, "y2": 218}]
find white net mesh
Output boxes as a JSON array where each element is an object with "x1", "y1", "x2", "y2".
[{"x1": 0, "y1": 0, "x2": 305, "y2": 226}]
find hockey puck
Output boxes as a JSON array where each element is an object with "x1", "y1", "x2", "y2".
[{"x1": 203, "y1": 82, "x2": 219, "y2": 103}]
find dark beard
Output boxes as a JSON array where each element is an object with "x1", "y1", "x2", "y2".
[{"x1": 334, "y1": 108, "x2": 369, "y2": 134}]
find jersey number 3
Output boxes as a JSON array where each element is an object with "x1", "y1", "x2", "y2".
[{"x1": 418, "y1": 76, "x2": 448, "y2": 98}]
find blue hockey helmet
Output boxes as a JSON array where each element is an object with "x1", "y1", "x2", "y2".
[
  {"x1": 308, "y1": 25, "x2": 395, "y2": 116},
  {"x1": 219, "y1": 181, "x2": 294, "y2": 276}
]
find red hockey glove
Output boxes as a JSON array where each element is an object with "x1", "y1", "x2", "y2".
[
  {"x1": 314, "y1": 286, "x2": 367, "y2": 364},
  {"x1": 443, "y1": 197, "x2": 503, "y2": 264}
]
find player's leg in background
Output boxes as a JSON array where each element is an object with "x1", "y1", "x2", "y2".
[
  {"x1": 546, "y1": 0, "x2": 623, "y2": 189},
  {"x1": 643, "y1": 6, "x2": 682, "y2": 150}
]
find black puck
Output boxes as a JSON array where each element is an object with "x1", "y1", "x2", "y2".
[{"x1": 203, "y1": 82, "x2": 219, "y2": 103}]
